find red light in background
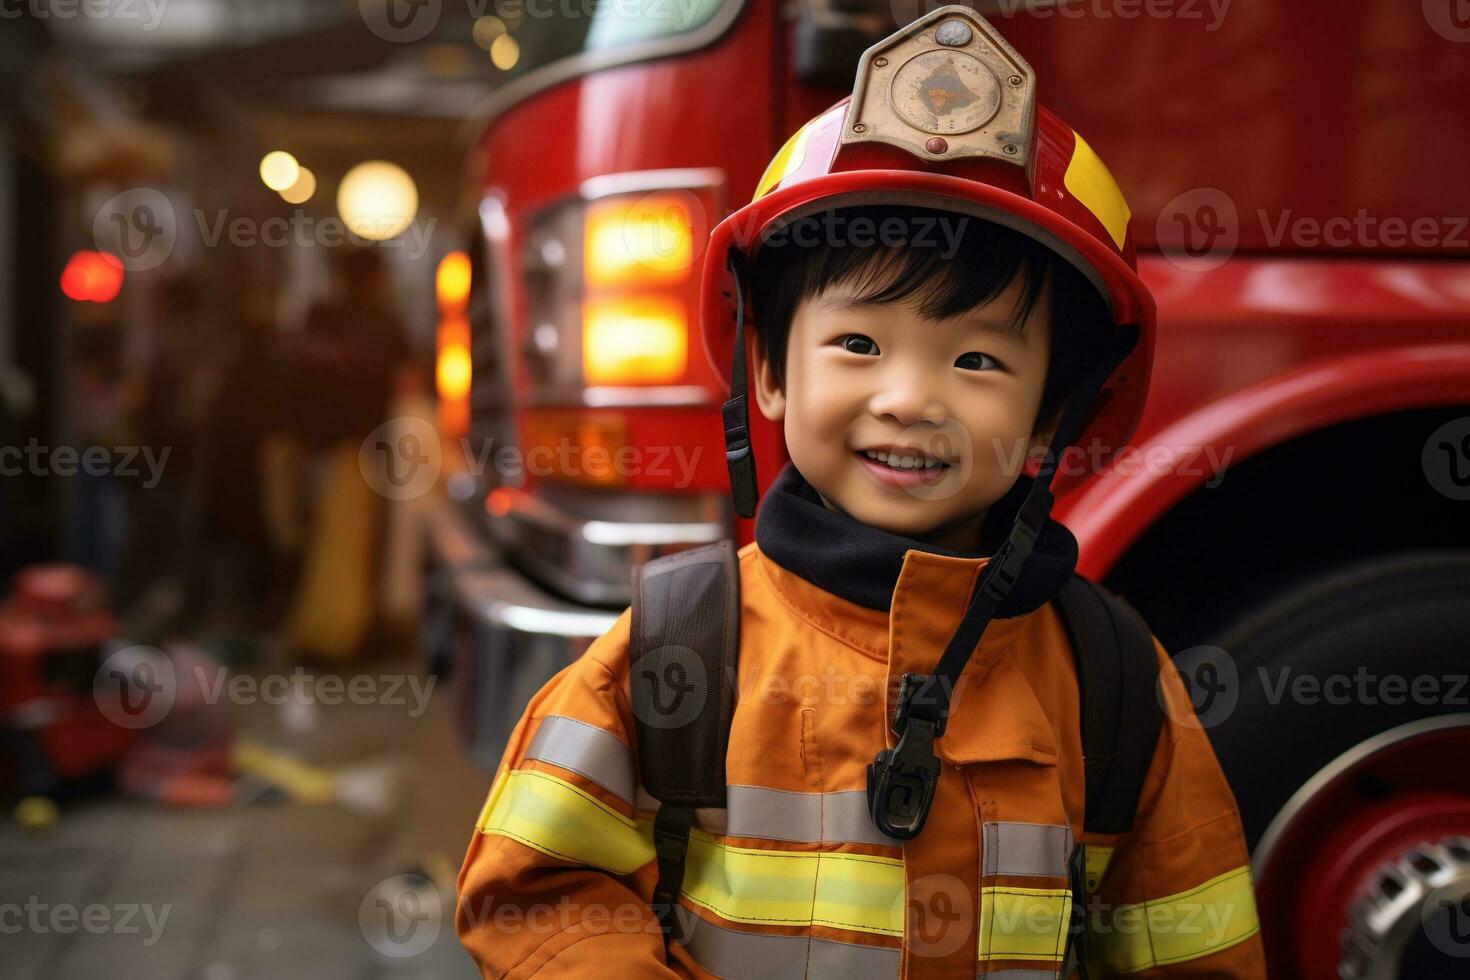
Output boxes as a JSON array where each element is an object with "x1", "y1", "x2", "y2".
[
  {"x1": 60, "y1": 252, "x2": 124, "y2": 303},
  {"x1": 486, "y1": 487, "x2": 512, "y2": 516}
]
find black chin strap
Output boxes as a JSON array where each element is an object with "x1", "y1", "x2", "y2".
[
  {"x1": 865, "y1": 321, "x2": 1141, "y2": 840},
  {"x1": 721, "y1": 249, "x2": 759, "y2": 518}
]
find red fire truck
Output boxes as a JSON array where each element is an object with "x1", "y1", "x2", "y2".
[{"x1": 427, "y1": 2, "x2": 1470, "y2": 976}]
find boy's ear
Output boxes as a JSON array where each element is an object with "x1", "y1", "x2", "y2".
[{"x1": 750, "y1": 330, "x2": 786, "y2": 423}]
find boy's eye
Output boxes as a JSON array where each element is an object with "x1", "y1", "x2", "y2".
[
  {"x1": 837, "y1": 334, "x2": 879, "y2": 356},
  {"x1": 955, "y1": 351, "x2": 1001, "y2": 372}
]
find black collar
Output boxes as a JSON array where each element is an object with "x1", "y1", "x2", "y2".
[{"x1": 754, "y1": 460, "x2": 1078, "y2": 617}]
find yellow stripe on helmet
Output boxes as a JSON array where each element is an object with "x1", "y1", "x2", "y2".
[
  {"x1": 1064, "y1": 131, "x2": 1132, "y2": 250},
  {"x1": 753, "y1": 119, "x2": 817, "y2": 202}
]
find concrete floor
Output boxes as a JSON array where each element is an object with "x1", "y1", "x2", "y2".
[{"x1": 0, "y1": 655, "x2": 492, "y2": 980}]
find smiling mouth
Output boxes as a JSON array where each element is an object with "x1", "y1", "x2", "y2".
[{"x1": 854, "y1": 448, "x2": 952, "y2": 472}]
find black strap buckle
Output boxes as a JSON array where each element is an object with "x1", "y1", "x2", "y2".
[
  {"x1": 866, "y1": 674, "x2": 945, "y2": 840},
  {"x1": 649, "y1": 804, "x2": 694, "y2": 945},
  {"x1": 978, "y1": 513, "x2": 1039, "y2": 604}
]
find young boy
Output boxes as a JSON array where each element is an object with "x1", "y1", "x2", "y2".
[{"x1": 458, "y1": 7, "x2": 1266, "y2": 978}]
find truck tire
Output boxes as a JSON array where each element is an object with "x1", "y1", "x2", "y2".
[
  {"x1": 1204, "y1": 551, "x2": 1470, "y2": 843},
  {"x1": 1199, "y1": 551, "x2": 1470, "y2": 980}
]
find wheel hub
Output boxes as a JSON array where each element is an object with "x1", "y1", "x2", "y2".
[{"x1": 1339, "y1": 835, "x2": 1470, "y2": 979}]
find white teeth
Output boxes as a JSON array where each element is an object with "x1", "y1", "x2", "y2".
[{"x1": 862, "y1": 449, "x2": 944, "y2": 470}]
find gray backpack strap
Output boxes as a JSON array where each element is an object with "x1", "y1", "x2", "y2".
[
  {"x1": 628, "y1": 540, "x2": 741, "y2": 949},
  {"x1": 1053, "y1": 573, "x2": 1165, "y2": 979}
]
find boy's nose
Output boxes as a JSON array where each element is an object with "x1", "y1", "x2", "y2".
[{"x1": 867, "y1": 374, "x2": 948, "y2": 427}]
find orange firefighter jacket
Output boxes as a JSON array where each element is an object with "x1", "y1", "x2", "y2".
[{"x1": 457, "y1": 462, "x2": 1268, "y2": 979}]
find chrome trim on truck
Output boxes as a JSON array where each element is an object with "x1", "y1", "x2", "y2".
[
  {"x1": 527, "y1": 385, "x2": 717, "y2": 408},
  {"x1": 429, "y1": 500, "x2": 621, "y2": 769},
  {"x1": 486, "y1": 483, "x2": 728, "y2": 606}
]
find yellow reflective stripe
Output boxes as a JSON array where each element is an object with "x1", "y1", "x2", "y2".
[
  {"x1": 477, "y1": 769, "x2": 655, "y2": 875},
  {"x1": 1084, "y1": 845, "x2": 1114, "y2": 893},
  {"x1": 1063, "y1": 131, "x2": 1131, "y2": 249},
  {"x1": 479, "y1": 773, "x2": 908, "y2": 937},
  {"x1": 476, "y1": 770, "x2": 1079, "y2": 963},
  {"x1": 1096, "y1": 865, "x2": 1261, "y2": 973},
  {"x1": 979, "y1": 887, "x2": 1072, "y2": 962},
  {"x1": 753, "y1": 121, "x2": 815, "y2": 202},
  {"x1": 682, "y1": 829, "x2": 906, "y2": 935}
]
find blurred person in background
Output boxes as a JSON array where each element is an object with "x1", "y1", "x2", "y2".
[
  {"x1": 280, "y1": 245, "x2": 412, "y2": 663},
  {"x1": 192, "y1": 260, "x2": 290, "y2": 657}
]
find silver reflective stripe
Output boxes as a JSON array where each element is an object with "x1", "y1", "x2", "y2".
[
  {"x1": 819, "y1": 789, "x2": 907, "y2": 846},
  {"x1": 681, "y1": 914, "x2": 900, "y2": 979},
  {"x1": 524, "y1": 714, "x2": 635, "y2": 804},
  {"x1": 727, "y1": 786, "x2": 904, "y2": 846},
  {"x1": 982, "y1": 822, "x2": 1073, "y2": 878},
  {"x1": 635, "y1": 784, "x2": 904, "y2": 846}
]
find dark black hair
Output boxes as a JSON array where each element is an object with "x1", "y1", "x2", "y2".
[{"x1": 747, "y1": 204, "x2": 1110, "y2": 433}]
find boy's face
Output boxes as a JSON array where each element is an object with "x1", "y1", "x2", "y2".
[{"x1": 751, "y1": 272, "x2": 1055, "y2": 550}]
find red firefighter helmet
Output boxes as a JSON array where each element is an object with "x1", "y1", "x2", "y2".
[{"x1": 700, "y1": 4, "x2": 1155, "y2": 500}]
